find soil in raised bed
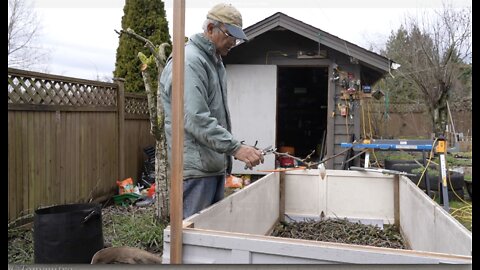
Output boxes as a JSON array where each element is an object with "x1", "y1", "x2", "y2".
[{"x1": 270, "y1": 218, "x2": 407, "y2": 249}]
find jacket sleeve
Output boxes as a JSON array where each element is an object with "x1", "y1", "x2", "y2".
[{"x1": 182, "y1": 59, "x2": 240, "y2": 156}]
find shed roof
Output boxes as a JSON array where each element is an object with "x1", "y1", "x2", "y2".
[{"x1": 241, "y1": 12, "x2": 393, "y2": 74}]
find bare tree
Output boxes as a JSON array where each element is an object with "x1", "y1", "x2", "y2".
[
  {"x1": 8, "y1": 0, "x2": 50, "y2": 71},
  {"x1": 116, "y1": 28, "x2": 171, "y2": 221},
  {"x1": 383, "y1": 4, "x2": 471, "y2": 136}
]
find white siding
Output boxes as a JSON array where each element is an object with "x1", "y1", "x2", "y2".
[{"x1": 226, "y1": 65, "x2": 277, "y2": 174}]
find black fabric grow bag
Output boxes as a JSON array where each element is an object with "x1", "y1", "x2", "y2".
[{"x1": 34, "y1": 203, "x2": 104, "y2": 263}]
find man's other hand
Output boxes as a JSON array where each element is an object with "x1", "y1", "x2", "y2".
[{"x1": 233, "y1": 145, "x2": 264, "y2": 169}]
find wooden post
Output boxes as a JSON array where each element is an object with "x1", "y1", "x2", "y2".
[
  {"x1": 393, "y1": 174, "x2": 400, "y2": 227},
  {"x1": 326, "y1": 64, "x2": 335, "y2": 169},
  {"x1": 114, "y1": 78, "x2": 126, "y2": 182},
  {"x1": 170, "y1": 0, "x2": 186, "y2": 264},
  {"x1": 279, "y1": 172, "x2": 286, "y2": 222}
]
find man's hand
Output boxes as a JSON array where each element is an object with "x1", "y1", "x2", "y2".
[{"x1": 233, "y1": 145, "x2": 264, "y2": 169}]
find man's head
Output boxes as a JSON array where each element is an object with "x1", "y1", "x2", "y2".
[{"x1": 204, "y1": 3, "x2": 248, "y2": 56}]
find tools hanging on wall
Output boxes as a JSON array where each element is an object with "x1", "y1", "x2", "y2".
[
  {"x1": 339, "y1": 104, "x2": 348, "y2": 116},
  {"x1": 339, "y1": 72, "x2": 360, "y2": 100},
  {"x1": 333, "y1": 64, "x2": 374, "y2": 101}
]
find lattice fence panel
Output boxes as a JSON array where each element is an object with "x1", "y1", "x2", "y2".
[
  {"x1": 125, "y1": 94, "x2": 149, "y2": 116},
  {"x1": 8, "y1": 73, "x2": 117, "y2": 106}
]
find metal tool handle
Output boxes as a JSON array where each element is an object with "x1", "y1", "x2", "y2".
[
  {"x1": 243, "y1": 146, "x2": 276, "y2": 170},
  {"x1": 82, "y1": 209, "x2": 100, "y2": 224}
]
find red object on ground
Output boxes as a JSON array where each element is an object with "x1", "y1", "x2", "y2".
[
  {"x1": 147, "y1": 184, "x2": 156, "y2": 198},
  {"x1": 279, "y1": 156, "x2": 295, "y2": 167}
]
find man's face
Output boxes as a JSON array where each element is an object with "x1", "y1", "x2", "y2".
[{"x1": 208, "y1": 23, "x2": 238, "y2": 56}]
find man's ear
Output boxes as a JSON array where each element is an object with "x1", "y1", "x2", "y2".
[{"x1": 207, "y1": 23, "x2": 215, "y2": 34}]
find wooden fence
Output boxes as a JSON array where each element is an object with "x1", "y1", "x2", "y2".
[
  {"x1": 364, "y1": 102, "x2": 472, "y2": 139},
  {"x1": 8, "y1": 68, "x2": 155, "y2": 223}
]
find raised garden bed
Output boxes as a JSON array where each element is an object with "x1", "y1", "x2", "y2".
[{"x1": 162, "y1": 170, "x2": 472, "y2": 264}]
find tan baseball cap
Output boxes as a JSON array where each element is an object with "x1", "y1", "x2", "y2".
[{"x1": 207, "y1": 3, "x2": 248, "y2": 41}]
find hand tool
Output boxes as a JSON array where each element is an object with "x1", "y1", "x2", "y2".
[{"x1": 244, "y1": 145, "x2": 276, "y2": 170}]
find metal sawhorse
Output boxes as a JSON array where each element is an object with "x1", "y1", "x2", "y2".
[{"x1": 340, "y1": 138, "x2": 450, "y2": 211}]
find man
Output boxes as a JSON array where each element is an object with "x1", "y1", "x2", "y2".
[{"x1": 160, "y1": 3, "x2": 264, "y2": 219}]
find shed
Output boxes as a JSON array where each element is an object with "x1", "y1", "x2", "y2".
[{"x1": 224, "y1": 12, "x2": 394, "y2": 173}]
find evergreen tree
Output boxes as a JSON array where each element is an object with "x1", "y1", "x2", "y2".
[
  {"x1": 378, "y1": 27, "x2": 422, "y2": 105},
  {"x1": 114, "y1": 0, "x2": 170, "y2": 92}
]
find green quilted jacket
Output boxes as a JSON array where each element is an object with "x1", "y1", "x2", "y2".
[{"x1": 160, "y1": 33, "x2": 241, "y2": 179}]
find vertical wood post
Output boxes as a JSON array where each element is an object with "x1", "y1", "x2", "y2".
[
  {"x1": 171, "y1": 0, "x2": 186, "y2": 264},
  {"x1": 393, "y1": 174, "x2": 400, "y2": 227},
  {"x1": 326, "y1": 64, "x2": 335, "y2": 169},
  {"x1": 279, "y1": 172, "x2": 286, "y2": 222},
  {"x1": 114, "y1": 78, "x2": 126, "y2": 182}
]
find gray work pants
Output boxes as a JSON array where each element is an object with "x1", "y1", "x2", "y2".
[{"x1": 183, "y1": 175, "x2": 225, "y2": 219}]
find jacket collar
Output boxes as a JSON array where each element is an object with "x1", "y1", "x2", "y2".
[{"x1": 189, "y1": 33, "x2": 222, "y2": 63}]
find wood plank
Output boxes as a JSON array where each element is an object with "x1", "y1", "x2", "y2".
[
  {"x1": 74, "y1": 112, "x2": 80, "y2": 201},
  {"x1": 94, "y1": 112, "x2": 100, "y2": 193},
  {"x1": 44, "y1": 111, "x2": 52, "y2": 205},
  {"x1": 113, "y1": 112, "x2": 120, "y2": 187},
  {"x1": 102, "y1": 112, "x2": 109, "y2": 191},
  {"x1": 8, "y1": 111, "x2": 16, "y2": 220},
  {"x1": 79, "y1": 113, "x2": 86, "y2": 201},
  {"x1": 102, "y1": 113, "x2": 110, "y2": 194},
  {"x1": 34, "y1": 112, "x2": 43, "y2": 208},
  {"x1": 109, "y1": 112, "x2": 116, "y2": 193},
  {"x1": 16, "y1": 112, "x2": 25, "y2": 220},
  {"x1": 54, "y1": 110, "x2": 62, "y2": 204},
  {"x1": 59, "y1": 111, "x2": 66, "y2": 203},
  {"x1": 334, "y1": 135, "x2": 354, "y2": 144},
  {"x1": 130, "y1": 120, "x2": 141, "y2": 181},
  {"x1": 86, "y1": 112, "x2": 93, "y2": 199},
  {"x1": 326, "y1": 65, "x2": 335, "y2": 169},
  {"x1": 73, "y1": 112, "x2": 79, "y2": 202},
  {"x1": 125, "y1": 113, "x2": 149, "y2": 120},
  {"x1": 279, "y1": 171, "x2": 285, "y2": 222},
  {"x1": 333, "y1": 124, "x2": 354, "y2": 135},
  {"x1": 393, "y1": 174, "x2": 400, "y2": 227},
  {"x1": 166, "y1": 228, "x2": 471, "y2": 264},
  {"x1": 170, "y1": 1, "x2": 186, "y2": 261},
  {"x1": 123, "y1": 120, "x2": 131, "y2": 180},
  {"x1": 187, "y1": 173, "x2": 279, "y2": 235},
  {"x1": 65, "y1": 112, "x2": 72, "y2": 203},
  {"x1": 124, "y1": 92, "x2": 148, "y2": 99},
  {"x1": 98, "y1": 113, "x2": 106, "y2": 193},
  {"x1": 90, "y1": 112, "x2": 96, "y2": 196},
  {"x1": 399, "y1": 177, "x2": 472, "y2": 256},
  {"x1": 117, "y1": 79, "x2": 126, "y2": 181},
  {"x1": 27, "y1": 112, "x2": 35, "y2": 214},
  {"x1": 64, "y1": 112, "x2": 70, "y2": 203}
]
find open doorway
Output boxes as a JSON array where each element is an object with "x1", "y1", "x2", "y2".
[{"x1": 276, "y1": 66, "x2": 328, "y2": 162}]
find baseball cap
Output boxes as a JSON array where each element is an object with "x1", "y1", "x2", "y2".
[{"x1": 207, "y1": 3, "x2": 248, "y2": 41}]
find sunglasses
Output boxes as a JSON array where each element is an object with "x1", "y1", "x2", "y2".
[{"x1": 216, "y1": 26, "x2": 243, "y2": 46}]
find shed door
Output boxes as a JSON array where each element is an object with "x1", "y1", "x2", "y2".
[{"x1": 226, "y1": 64, "x2": 277, "y2": 174}]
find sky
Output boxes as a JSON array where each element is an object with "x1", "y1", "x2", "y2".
[{"x1": 29, "y1": 0, "x2": 471, "y2": 81}]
